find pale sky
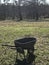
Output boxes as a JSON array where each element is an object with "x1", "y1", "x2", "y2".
[
  {"x1": 1, "y1": 0, "x2": 18, "y2": 3},
  {"x1": 47, "y1": 0, "x2": 49, "y2": 2},
  {"x1": 1, "y1": 0, "x2": 49, "y2": 4},
  {"x1": 46, "y1": 0, "x2": 49, "y2": 4}
]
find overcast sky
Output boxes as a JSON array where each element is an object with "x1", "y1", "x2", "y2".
[
  {"x1": 46, "y1": 0, "x2": 49, "y2": 4},
  {"x1": 1, "y1": 0, "x2": 49, "y2": 4}
]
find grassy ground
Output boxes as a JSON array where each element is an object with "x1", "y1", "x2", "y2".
[{"x1": 0, "y1": 20, "x2": 49, "y2": 65}]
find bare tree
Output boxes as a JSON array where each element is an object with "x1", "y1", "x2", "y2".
[
  {"x1": 32, "y1": 0, "x2": 46, "y2": 20},
  {"x1": 0, "y1": 0, "x2": 1, "y2": 4},
  {"x1": 17, "y1": 0, "x2": 22, "y2": 20},
  {"x1": 4, "y1": 0, "x2": 9, "y2": 5}
]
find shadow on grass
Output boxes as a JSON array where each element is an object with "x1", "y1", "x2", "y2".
[
  {"x1": 14, "y1": 54, "x2": 36, "y2": 65},
  {"x1": 14, "y1": 37, "x2": 37, "y2": 65}
]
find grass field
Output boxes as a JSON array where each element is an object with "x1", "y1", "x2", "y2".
[{"x1": 0, "y1": 20, "x2": 49, "y2": 65}]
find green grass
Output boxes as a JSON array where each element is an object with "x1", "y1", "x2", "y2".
[{"x1": 0, "y1": 20, "x2": 49, "y2": 65}]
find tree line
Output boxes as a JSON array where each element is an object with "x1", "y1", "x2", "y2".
[{"x1": 0, "y1": 0, "x2": 49, "y2": 21}]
